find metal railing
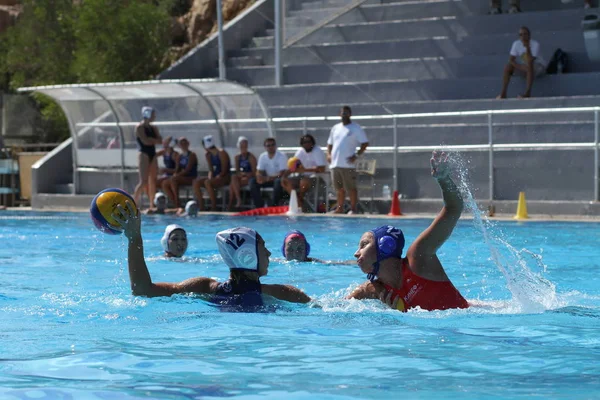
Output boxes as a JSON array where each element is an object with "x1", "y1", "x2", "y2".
[
  {"x1": 65, "y1": 106, "x2": 600, "y2": 202},
  {"x1": 274, "y1": 106, "x2": 600, "y2": 202}
]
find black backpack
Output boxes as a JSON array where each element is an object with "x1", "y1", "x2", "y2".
[{"x1": 546, "y1": 48, "x2": 568, "y2": 74}]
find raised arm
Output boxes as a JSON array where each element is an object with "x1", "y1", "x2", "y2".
[
  {"x1": 407, "y1": 151, "x2": 463, "y2": 267},
  {"x1": 113, "y1": 202, "x2": 217, "y2": 298},
  {"x1": 262, "y1": 284, "x2": 311, "y2": 303}
]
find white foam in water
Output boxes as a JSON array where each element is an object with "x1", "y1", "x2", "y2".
[{"x1": 452, "y1": 153, "x2": 559, "y2": 313}]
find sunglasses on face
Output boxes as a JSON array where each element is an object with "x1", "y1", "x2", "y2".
[
  {"x1": 265, "y1": 143, "x2": 275, "y2": 147},
  {"x1": 301, "y1": 141, "x2": 312, "y2": 145}
]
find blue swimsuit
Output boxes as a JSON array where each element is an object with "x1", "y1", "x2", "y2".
[
  {"x1": 163, "y1": 151, "x2": 176, "y2": 174},
  {"x1": 210, "y1": 152, "x2": 230, "y2": 176},
  {"x1": 239, "y1": 153, "x2": 252, "y2": 173},
  {"x1": 178, "y1": 151, "x2": 198, "y2": 178},
  {"x1": 212, "y1": 279, "x2": 263, "y2": 310}
]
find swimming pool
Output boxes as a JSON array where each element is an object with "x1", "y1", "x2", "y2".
[{"x1": 0, "y1": 211, "x2": 599, "y2": 399}]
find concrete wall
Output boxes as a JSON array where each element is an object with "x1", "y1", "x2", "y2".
[{"x1": 31, "y1": 139, "x2": 73, "y2": 195}]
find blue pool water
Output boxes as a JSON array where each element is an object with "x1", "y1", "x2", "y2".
[{"x1": 0, "y1": 211, "x2": 599, "y2": 399}]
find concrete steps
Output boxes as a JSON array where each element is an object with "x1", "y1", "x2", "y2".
[
  {"x1": 231, "y1": 30, "x2": 587, "y2": 66},
  {"x1": 265, "y1": 96, "x2": 600, "y2": 117},
  {"x1": 273, "y1": 122, "x2": 598, "y2": 148},
  {"x1": 220, "y1": 52, "x2": 598, "y2": 86},
  {"x1": 297, "y1": 9, "x2": 586, "y2": 45},
  {"x1": 254, "y1": 73, "x2": 600, "y2": 105}
]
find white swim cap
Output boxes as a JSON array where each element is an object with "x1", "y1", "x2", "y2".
[
  {"x1": 142, "y1": 106, "x2": 154, "y2": 119},
  {"x1": 202, "y1": 135, "x2": 214, "y2": 148},
  {"x1": 161, "y1": 224, "x2": 186, "y2": 252},
  {"x1": 215, "y1": 227, "x2": 258, "y2": 271},
  {"x1": 184, "y1": 200, "x2": 198, "y2": 217},
  {"x1": 154, "y1": 192, "x2": 166, "y2": 207},
  {"x1": 237, "y1": 136, "x2": 249, "y2": 148}
]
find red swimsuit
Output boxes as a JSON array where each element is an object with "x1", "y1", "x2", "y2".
[{"x1": 383, "y1": 259, "x2": 469, "y2": 312}]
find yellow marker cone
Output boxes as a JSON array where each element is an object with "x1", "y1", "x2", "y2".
[{"x1": 514, "y1": 191, "x2": 529, "y2": 220}]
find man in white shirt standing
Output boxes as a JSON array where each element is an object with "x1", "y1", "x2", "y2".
[
  {"x1": 282, "y1": 134, "x2": 327, "y2": 210},
  {"x1": 327, "y1": 106, "x2": 369, "y2": 214},
  {"x1": 497, "y1": 26, "x2": 546, "y2": 99},
  {"x1": 250, "y1": 137, "x2": 288, "y2": 208}
]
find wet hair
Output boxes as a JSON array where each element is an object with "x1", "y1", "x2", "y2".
[
  {"x1": 230, "y1": 269, "x2": 260, "y2": 284},
  {"x1": 299, "y1": 134, "x2": 316, "y2": 146},
  {"x1": 264, "y1": 137, "x2": 276, "y2": 146}
]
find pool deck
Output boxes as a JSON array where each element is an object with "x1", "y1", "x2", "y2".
[{"x1": 3, "y1": 206, "x2": 600, "y2": 222}]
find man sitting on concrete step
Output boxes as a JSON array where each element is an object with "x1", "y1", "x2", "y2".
[{"x1": 496, "y1": 26, "x2": 547, "y2": 99}]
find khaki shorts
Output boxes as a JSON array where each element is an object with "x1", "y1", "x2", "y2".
[
  {"x1": 331, "y1": 168, "x2": 357, "y2": 191},
  {"x1": 514, "y1": 62, "x2": 545, "y2": 78}
]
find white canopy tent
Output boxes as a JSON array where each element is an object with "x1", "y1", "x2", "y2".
[{"x1": 18, "y1": 79, "x2": 273, "y2": 193}]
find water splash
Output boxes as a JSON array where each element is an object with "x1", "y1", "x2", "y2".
[{"x1": 451, "y1": 152, "x2": 557, "y2": 313}]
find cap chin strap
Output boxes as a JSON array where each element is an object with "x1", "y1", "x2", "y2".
[{"x1": 367, "y1": 261, "x2": 380, "y2": 282}]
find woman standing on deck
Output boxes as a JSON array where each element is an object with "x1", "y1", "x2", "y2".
[{"x1": 133, "y1": 106, "x2": 162, "y2": 210}]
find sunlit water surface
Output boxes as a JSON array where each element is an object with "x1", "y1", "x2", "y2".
[{"x1": 0, "y1": 211, "x2": 599, "y2": 399}]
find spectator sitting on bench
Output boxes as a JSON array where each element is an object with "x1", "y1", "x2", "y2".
[
  {"x1": 228, "y1": 136, "x2": 257, "y2": 211},
  {"x1": 282, "y1": 134, "x2": 326, "y2": 211},
  {"x1": 496, "y1": 26, "x2": 546, "y2": 99},
  {"x1": 193, "y1": 135, "x2": 231, "y2": 212},
  {"x1": 162, "y1": 137, "x2": 198, "y2": 210},
  {"x1": 156, "y1": 136, "x2": 179, "y2": 189},
  {"x1": 250, "y1": 137, "x2": 287, "y2": 208}
]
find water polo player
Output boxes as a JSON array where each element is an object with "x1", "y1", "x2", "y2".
[
  {"x1": 282, "y1": 230, "x2": 316, "y2": 262},
  {"x1": 281, "y1": 230, "x2": 354, "y2": 265},
  {"x1": 162, "y1": 224, "x2": 188, "y2": 258},
  {"x1": 348, "y1": 151, "x2": 469, "y2": 312},
  {"x1": 112, "y1": 203, "x2": 310, "y2": 305}
]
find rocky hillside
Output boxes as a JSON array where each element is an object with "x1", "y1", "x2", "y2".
[
  {"x1": 169, "y1": 0, "x2": 255, "y2": 61},
  {"x1": 0, "y1": 0, "x2": 256, "y2": 66}
]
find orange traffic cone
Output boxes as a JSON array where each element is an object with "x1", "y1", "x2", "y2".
[{"x1": 388, "y1": 190, "x2": 402, "y2": 216}]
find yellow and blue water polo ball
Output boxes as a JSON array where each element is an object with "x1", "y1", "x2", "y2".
[{"x1": 90, "y1": 188, "x2": 137, "y2": 235}]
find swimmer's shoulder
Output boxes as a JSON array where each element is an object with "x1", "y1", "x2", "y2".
[{"x1": 176, "y1": 276, "x2": 220, "y2": 295}]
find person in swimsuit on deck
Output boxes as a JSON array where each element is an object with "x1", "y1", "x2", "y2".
[
  {"x1": 193, "y1": 135, "x2": 231, "y2": 212},
  {"x1": 133, "y1": 106, "x2": 162, "y2": 210},
  {"x1": 348, "y1": 151, "x2": 469, "y2": 312},
  {"x1": 228, "y1": 136, "x2": 257, "y2": 211},
  {"x1": 162, "y1": 137, "x2": 198, "y2": 210},
  {"x1": 112, "y1": 202, "x2": 311, "y2": 306},
  {"x1": 156, "y1": 136, "x2": 179, "y2": 189}
]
